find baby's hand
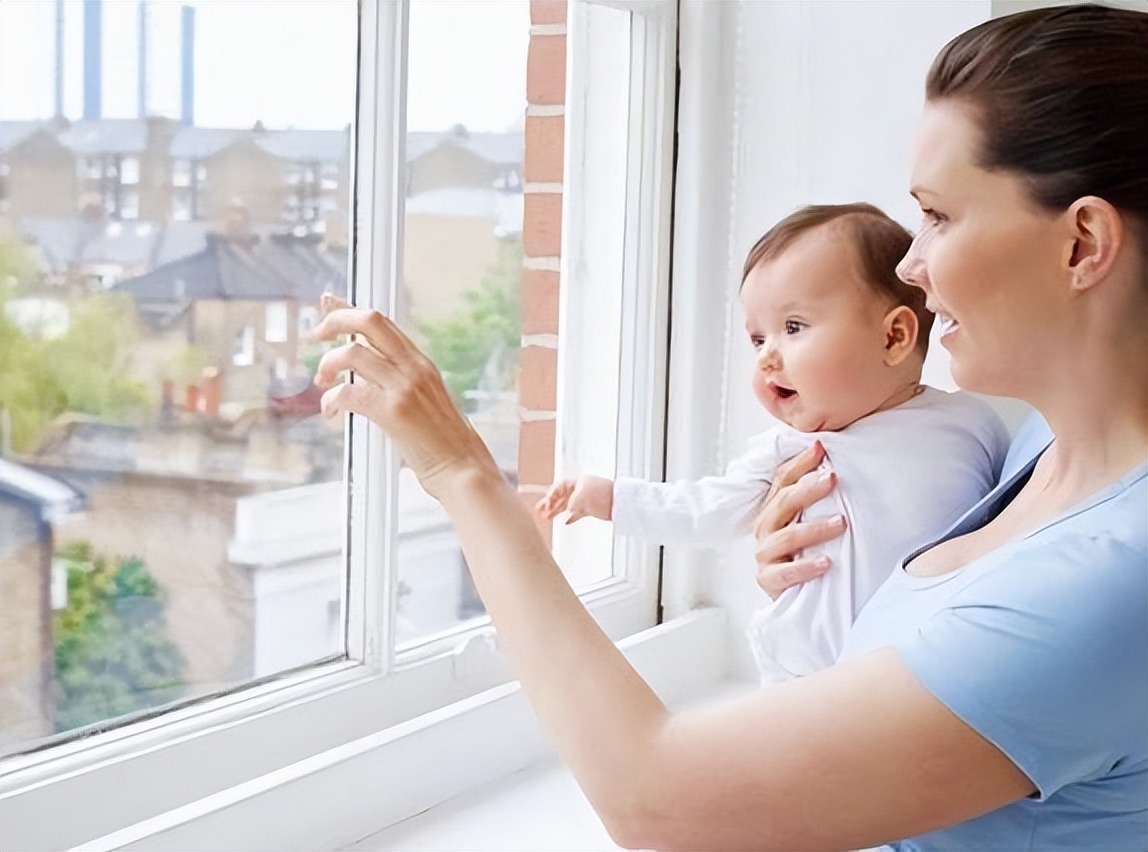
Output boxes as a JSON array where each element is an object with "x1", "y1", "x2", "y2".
[{"x1": 535, "y1": 475, "x2": 614, "y2": 524}]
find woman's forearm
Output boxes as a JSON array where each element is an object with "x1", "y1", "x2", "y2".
[{"x1": 436, "y1": 467, "x2": 669, "y2": 842}]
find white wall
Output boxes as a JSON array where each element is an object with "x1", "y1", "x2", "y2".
[{"x1": 673, "y1": 0, "x2": 994, "y2": 677}]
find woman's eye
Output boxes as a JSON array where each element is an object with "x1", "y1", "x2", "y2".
[
  {"x1": 749, "y1": 336, "x2": 765, "y2": 350},
  {"x1": 784, "y1": 321, "x2": 804, "y2": 335},
  {"x1": 921, "y1": 208, "x2": 947, "y2": 226}
]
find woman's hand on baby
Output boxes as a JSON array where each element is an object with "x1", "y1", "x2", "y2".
[
  {"x1": 535, "y1": 475, "x2": 614, "y2": 524},
  {"x1": 752, "y1": 440, "x2": 846, "y2": 599},
  {"x1": 311, "y1": 296, "x2": 503, "y2": 500}
]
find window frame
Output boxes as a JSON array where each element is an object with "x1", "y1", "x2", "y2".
[{"x1": 0, "y1": 1, "x2": 679, "y2": 847}]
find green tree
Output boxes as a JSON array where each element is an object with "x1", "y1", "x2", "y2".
[
  {"x1": 52, "y1": 542, "x2": 186, "y2": 733},
  {"x1": 45, "y1": 293, "x2": 153, "y2": 420},
  {"x1": 416, "y1": 239, "x2": 523, "y2": 411},
  {"x1": 0, "y1": 243, "x2": 151, "y2": 452}
]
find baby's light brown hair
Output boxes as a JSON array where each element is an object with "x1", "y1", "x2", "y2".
[{"x1": 741, "y1": 203, "x2": 933, "y2": 357}]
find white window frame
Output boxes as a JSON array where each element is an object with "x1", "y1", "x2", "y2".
[{"x1": 0, "y1": 2, "x2": 678, "y2": 848}]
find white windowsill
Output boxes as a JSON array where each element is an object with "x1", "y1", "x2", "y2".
[
  {"x1": 77, "y1": 608, "x2": 738, "y2": 851},
  {"x1": 347, "y1": 676, "x2": 755, "y2": 852}
]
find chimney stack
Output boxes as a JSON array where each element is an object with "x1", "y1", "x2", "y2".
[
  {"x1": 180, "y1": 5, "x2": 195, "y2": 125},
  {"x1": 54, "y1": 0, "x2": 65, "y2": 119},
  {"x1": 137, "y1": 1, "x2": 148, "y2": 118},
  {"x1": 83, "y1": 0, "x2": 102, "y2": 121}
]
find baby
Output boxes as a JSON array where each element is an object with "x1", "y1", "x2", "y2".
[{"x1": 537, "y1": 203, "x2": 1010, "y2": 683}]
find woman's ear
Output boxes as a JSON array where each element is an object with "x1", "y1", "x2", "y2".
[
  {"x1": 882, "y1": 305, "x2": 919, "y2": 367},
  {"x1": 1064, "y1": 196, "x2": 1123, "y2": 294}
]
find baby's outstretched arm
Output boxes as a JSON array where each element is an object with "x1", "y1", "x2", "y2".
[{"x1": 535, "y1": 475, "x2": 614, "y2": 524}]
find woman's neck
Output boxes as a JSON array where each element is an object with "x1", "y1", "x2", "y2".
[{"x1": 1029, "y1": 355, "x2": 1147, "y2": 500}]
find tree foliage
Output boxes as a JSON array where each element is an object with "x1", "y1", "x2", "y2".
[
  {"x1": 416, "y1": 239, "x2": 522, "y2": 411},
  {"x1": 0, "y1": 239, "x2": 152, "y2": 452},
  {"x1": 52, "y1": 541, "x2": 186, "y2": 733}
]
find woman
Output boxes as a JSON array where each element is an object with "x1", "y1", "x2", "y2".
[{"x1": 314, "y1": 6, "x2": 1147, "y2": 849}]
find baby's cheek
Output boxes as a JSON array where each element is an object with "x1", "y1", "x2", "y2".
[{"x1": 750, "y1": 371, "x2": 773, "y2": 412}]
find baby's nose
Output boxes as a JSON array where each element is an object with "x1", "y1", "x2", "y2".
[{"x1": 756, "y1": 344, "x2": 780, "y2": 371}]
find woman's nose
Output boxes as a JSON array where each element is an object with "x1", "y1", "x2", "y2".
[{"x1": 896, "y1": 234, "x2": 928, "y2": 290}]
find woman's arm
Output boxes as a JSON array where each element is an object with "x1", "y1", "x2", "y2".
[{"x1": 313, "y1": 306, "x2": 1034, "y2": 850}]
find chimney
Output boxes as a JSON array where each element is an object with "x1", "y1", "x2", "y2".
[
  {"x1": 137, "y1": 1, "x2": 148, "y2": 119},
  {"x1": 180, "y1": 5, "x2": 195, "y2": 125},
  {"x1": 200, "y1": 367, "x2": 221, "y2": 419},
  {"x1": 54, "y1": 0, "x2": 65, "y2": 119},
  {"x1": 83, "y1": 0, "x2": 102, "y2": 121}
]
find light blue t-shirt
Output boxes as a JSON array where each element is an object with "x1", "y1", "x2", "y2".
[{"x1": 842, "y1": 414, "x2": 1148, "y2": 850}]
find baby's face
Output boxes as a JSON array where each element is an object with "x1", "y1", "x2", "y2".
[{"x1": 740, "y1": 226, "x2": 898, "y2": 433}]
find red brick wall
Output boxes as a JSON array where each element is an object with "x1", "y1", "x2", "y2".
[{"x1": 518, "y1": 1, "x2": 566, "y2": 547}]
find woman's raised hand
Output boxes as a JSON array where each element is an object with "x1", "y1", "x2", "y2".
[
  {"x1": 752, "y1": 440, "x2": 847, "y2": 599},
  {"x1": 311, "y1": 295, "x2": 502, "y2": 499}
]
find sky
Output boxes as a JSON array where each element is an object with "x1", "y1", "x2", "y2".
[{"x1": 0, "y1": 0, "x2": 530, "y2": 133}]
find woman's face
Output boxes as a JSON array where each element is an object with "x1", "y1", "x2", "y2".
[{"x1": 896, "y1": 99, "x2": 1069, "y2": 398}]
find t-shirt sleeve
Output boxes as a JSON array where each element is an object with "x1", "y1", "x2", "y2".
[{"x1": 894, "y1": 533, "x2": 1148, "y2": 799}]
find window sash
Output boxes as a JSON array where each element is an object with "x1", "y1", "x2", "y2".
[{"x1": 0, "y1": 1, "x2": 678, "y2": 847}]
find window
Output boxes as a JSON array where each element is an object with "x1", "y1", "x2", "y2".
[
  {"x1": 172, "y1": 191, "x2": 192, "y2": 221},
  {"x1": 264, "y1": 301, "x2": 289, "y2": 343},
  {"x1": 120, "y1": 157, "x2": 140, "y2": 186},
  {"x1": 172, "y1": 159, "x2": 191, "y2": 187},
  {"x1": 119, "y1": 189, "x2": 139, "y2": 220},
  {"x1": 0, "y1": 0, "x2": 356, "y2": 766},
  {"x1": 0, "y1": 1, "x2": 677, "y2": 846},
  {"x1": 232, "y1": 325, "x2": 256, "y2": 366}
]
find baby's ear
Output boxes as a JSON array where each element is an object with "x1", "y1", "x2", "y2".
[{"x1": 882, "y1": 305, "x2": 918, "y2": 366}]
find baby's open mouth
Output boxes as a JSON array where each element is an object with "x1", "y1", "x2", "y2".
[{"x1": 772, "y1": 384, "x2": 797, "y2": 400}]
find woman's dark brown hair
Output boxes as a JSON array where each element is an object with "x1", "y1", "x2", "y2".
[
  {"x1": 926, "y1": 4, "x2": 1148, "y2": 226},
  {"x1": 741, "y1": 203, "x2": 932, "y2": 356}
]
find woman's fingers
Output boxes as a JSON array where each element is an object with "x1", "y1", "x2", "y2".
[
  {"x1": 314, "y1": 306, "x2": 422, "y2": 368},
  {"x1": 750, "y1": 440, "x2": 845, "y2": 600},
  {"x1": 767, "y1": 439, "x2": 826, "y2": 495},
  {"x1": 753, "y1": 515, "x2": 844, "y2": 600},
  {"x1": 754, "y1": 514, "x2": 846, "y2": 568},
  {"x1": 752, "y1": 465, "x2": 837, "y2": 540},
  {"x1": 320, "y1": 292, "x2": 350, "y2": 315},
  {"x1": 755, "y1": 553, "x2": 833, "y2": 599},
  {"x1": 308, "y1": 305, "x2": 500, "y2": 497}
]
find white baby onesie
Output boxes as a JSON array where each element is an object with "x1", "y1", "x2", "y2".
[{"x1": 611, "y1": 387, "x2": 1011, "y2": 683}]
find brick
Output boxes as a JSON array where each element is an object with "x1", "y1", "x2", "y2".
[
  {"x1": 518, "y1": 345, "x2": 558, "y2": 411},
  {"x1": 518, "y1": 419, "x2": 556, "y2": 486},
  {"x1": 526, "y1": 35, "x2": 566, "y2": 105},
  {"x1": 524, "y1": 114, "x2": 564, "y2": 183},
  {"x1": 530, "y1": 0, "x2": 566, "y2": 26},
  {"x1": 517, "y1": 488, "x2": 554, "y2": 550},
  {"x1": 523, "y1": 192, "x2": 562, "y2": 257},
  {"x1": 521, "y1": 268, "x2": 560, "y2": 335}
]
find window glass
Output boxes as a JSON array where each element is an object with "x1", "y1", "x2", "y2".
[
  {"x1": 396, "y1": 0, "x2": 528, "y2": 649},
  {"x1": 0, "y1": 0, "x2": 355, "y2": 756}
]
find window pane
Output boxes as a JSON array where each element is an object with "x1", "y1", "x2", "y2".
[
  {"x1": 0, "y1": 0, "x2": 356, "y2": 756},
  {"x1": 396, "y1": 0, "x2": 528, "y2": 649}
]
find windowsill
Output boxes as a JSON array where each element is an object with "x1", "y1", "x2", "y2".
[
  {"x1": 74, "y1": 608, "x2": 736, "y2": 851},
  {"x1": 343, "y1": 758, "x2": 619, "y2": 851},
  {"x1": 345, "y1": 676, "x2": 756, "y2": 852}
]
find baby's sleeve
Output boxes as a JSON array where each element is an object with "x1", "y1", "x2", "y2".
[
  {"x1": 894, "y1": 534, "x2": 1147, "y2": 799},
  {"x1": 612, "y1": 436, "x2": 780, "y2": 546}
]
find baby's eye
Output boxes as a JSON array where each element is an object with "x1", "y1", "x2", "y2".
[
  {"x1": 784, "y1": 321, "x2": 805, "y2": 335},
  {"x1": 749, "y1": 335, "x2": 765, "y2": 350}
]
